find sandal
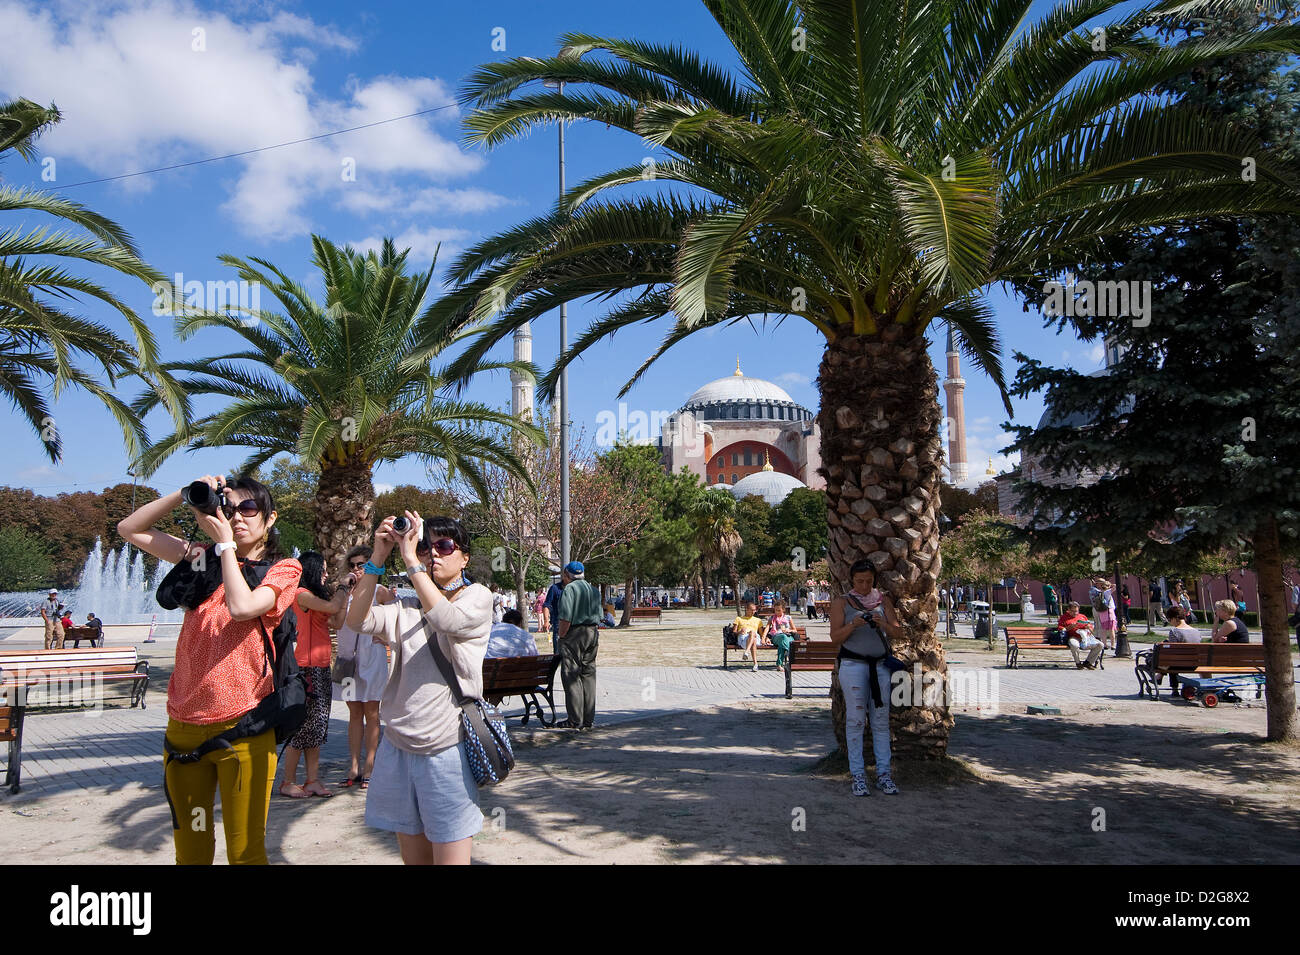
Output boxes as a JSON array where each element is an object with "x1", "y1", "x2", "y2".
[
  {"x1": 359, "y1": 777, "x2": 370, "y2": 790},
  {"x1": 340, "y1": 775, "x2": 363, "y2": 787},
  {"x1": 279, "y1": 781, "x2": 308, "y2": 799},
  {"x1": 303, "y1": 780, "x2": 333, "y2": 798}
]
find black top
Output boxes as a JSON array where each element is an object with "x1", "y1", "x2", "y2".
[{"x1": 1224, "y1": 617, "x2": 1250, "y2": 643}]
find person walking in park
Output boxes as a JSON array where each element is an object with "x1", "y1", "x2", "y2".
[
  {"x1": 1090, "y1": 577, "x2": 1117, "y2": 651},
  {"x1": 1120, "y1": 585, "x2": 1132, "y2": 626},
  {"x1": 40, "y1": 588, "x2": 64, "y2": 649},
  {"x1": 280, "y1": 551, "x2": 347, "y2": 799},
  {"x1": 1148, "y1": 579, "x2": 1166, "y2": 624},
  {"x1": 830, "y1": 559, "x2": 903, "y2": 797},
  {"x1": 1230, "y1": 579, "x2": 1247, "y2": 615},
  {"x1": 1042, "y1": 582, "x2": 1059, "y2": 618},
  {"x1": 335, "y1": 545, "x2": 394, "y2": 790},
  {"x1": 555, "y1": 561, "x2": 603, "y2": 729},
  {"x1": 118, "y1": 474, "x2": 301, "y2": 865},
  {"x1": 1175, "y1": 580, "x2": 1195, "y2": 623},
  {"x1": 543, "y1": 575, "x2": 563, "y2": 640},
  {"x1": 344, "y1": 511, "x2": 491, "y2": 865}
]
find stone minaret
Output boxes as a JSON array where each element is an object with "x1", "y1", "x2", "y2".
[
  {"x1": 942, "y1": 325, "x2": 969, "y2": 483},
  {"x1": 511, "y1": 323, "x2": 534, "y2": 422}
]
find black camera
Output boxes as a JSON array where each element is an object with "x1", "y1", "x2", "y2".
[
  {"x1": 392, "y1": 515, "x2": 411, "y2": 533},
  {"x1": 182, "y1": 480, "x2": 226, "y2": 516}
]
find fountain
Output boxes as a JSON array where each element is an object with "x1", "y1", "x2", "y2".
[{"x1": 0, "y1": 538, "x2": 184, "y2": 625}]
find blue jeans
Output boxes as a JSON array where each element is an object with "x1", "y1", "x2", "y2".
[{"x1": 840, "y1": 658, "x2": 892, "y2": 780}]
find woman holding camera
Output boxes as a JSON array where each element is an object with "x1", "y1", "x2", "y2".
[
  {"x1": 829, "y1": 559, "x2": 904, "y2": 797},
  {"x1": 117, "y1": 474, "x2": 301, "y2": 865},
  {"x1": 343, "y1": 510, "x2": 491, "y2": 865}
]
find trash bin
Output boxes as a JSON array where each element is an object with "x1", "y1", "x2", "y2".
[{"x1": 972, "y1": 601, "x2": 992, "y2": 640}]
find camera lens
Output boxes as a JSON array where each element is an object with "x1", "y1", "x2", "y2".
[
  {"x1": 182, "y1": 480, "x2": 219, "y2": 516},
  {"x1": 392, "y1": 516, "x2": 410, "y2": 533}
]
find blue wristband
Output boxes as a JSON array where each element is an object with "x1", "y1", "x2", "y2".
[{"x1": 362, "y1": 561, "x2": 385, "y2": 577}]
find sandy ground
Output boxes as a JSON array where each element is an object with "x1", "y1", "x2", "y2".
[{"x1": 4, "y1": 694, "x2": 1297, "y2": 865}]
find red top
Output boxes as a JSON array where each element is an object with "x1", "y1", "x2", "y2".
[
  {"x1": 167, "y1": 559, "x2": 302, "y2": 724},
  {"x1": 293, "y1": 589, "x2": 333, "y2": 669},
  {"x1": 1058, "y1": 611, "x2": 1092, "y2": 637}
]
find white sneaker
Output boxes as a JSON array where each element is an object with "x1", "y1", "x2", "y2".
[{"x1": 752, "y1": 662, "x2": 758, "y2": 672}]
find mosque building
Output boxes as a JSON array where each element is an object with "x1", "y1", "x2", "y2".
[{"x1": 656, "y1": 340, "x2": 974, "y2": 505}]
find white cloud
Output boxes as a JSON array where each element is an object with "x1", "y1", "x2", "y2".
[
  {"x1": 373, "y1": 483, "x2": 394, "y2": 495},
  {"x1": 0, "y1": 0, "x2": 490, "y2": 239},
  {"x1": 775, "y1": 372, "x2": 810, "y2": 387},
  {"x1": 350, "y1": 226, "x2": 471, "y2": 267}
]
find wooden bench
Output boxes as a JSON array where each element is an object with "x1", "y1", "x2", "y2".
[
  {"x1": 1004, "y1": 625, "x2": 1104, "y2": 669},
  {"x1": 1134, "y1": 643, "x2": 1267, "y2": 700},
  {"x1": 1, "y1": 702, "x2": 25, "y2": 794},
  {"x1": 0, "y1": 647, "x2": 149, "y2": 710},
  {"x1": 629, "y1": 607, "x2": 662, "y2": 624},
  {"x1": 784, "y1": 638, "x2": 840, "y2": 698},
  {"x1": 482, "y1": 654, "x2": 560, "y2": 726},
  {"x1": 723, "y1": 625, "x2": 806, "y2": 668},
  {"x1": 62, "y1": 625, "x2": 104, "y2": 648}
]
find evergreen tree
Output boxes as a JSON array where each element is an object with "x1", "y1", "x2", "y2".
[{"x1": 1006, "y1": 6, "x2": 1300, "y2": 740}]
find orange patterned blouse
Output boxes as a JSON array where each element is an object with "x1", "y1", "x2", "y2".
[{"x1": 167, "y1": 559, "x2": 302, "y2": 725}]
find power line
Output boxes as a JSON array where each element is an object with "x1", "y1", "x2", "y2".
[{"x1": 51, "y1": 104, "x2": 457, "y2": 190}]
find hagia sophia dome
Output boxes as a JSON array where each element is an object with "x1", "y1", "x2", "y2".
[{"x1": 657, "y1": 359, "x2": 822, "y2": 506}]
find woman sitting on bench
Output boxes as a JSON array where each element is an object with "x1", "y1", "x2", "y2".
[{"x1": 731, "y1": 601, "x2": 767, "y2": 672}]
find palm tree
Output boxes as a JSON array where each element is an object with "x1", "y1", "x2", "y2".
[
  {"x1": 1, "y1": 98, "x2": 185, "y2": 461},
  {"x1": 132, "y1": 236, "x2": 544, "y2": 571},
  {"x1": 691, "y1": 489, "x2": 743, "y2": 613},
  {"x1": 424, "y1": 0, "x2": 1300, "y2": 756}
]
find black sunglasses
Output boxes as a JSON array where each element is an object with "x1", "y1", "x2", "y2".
[
  {"x1": 221, "y1": 499, "x2": 262, "y2": 520},
  {"x1": 416, "y1": 537, "x2": 459, "y2": 557},
  {"x1": 348, "y1": 559, "x2": 368, "y2": 569}
]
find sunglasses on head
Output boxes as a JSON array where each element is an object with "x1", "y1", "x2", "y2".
[
  {"x1": 416, "y1": 537, "x2": 459, "y2": 557},
  {"x1": 220, "y1": 499, "x2": 262, "y2": 520}
]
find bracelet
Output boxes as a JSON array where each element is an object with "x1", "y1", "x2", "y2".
[{"x1": 362, "y1": 561, "x2": 385, "y2": 577}]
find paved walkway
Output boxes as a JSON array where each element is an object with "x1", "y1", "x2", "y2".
[{"x1": 4, "y1": 649, "x2": 1174, "y2": 798}]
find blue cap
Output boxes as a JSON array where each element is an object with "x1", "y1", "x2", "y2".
[{"x1": 564, "y1": 561, "x2": 584, "y2": 576}]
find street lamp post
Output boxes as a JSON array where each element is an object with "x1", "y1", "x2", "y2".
[{"x1": 544, "y1": 77, "x2": 571, "y2": 569}]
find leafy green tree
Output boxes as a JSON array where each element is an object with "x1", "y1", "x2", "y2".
[
  {"x1": 1006, "y1": 6, "x2": 1300, "y2": 740},
  {"x1": 0, "y1": 525, "x2": 53, "y2": 590},
  {"x1": 436, "y1": 0, "x2": 1300, "y2": 756},
  {"x1": 940, "y1": 511, "x2": 1027, "y2": 645},
  {"x1": 0, "y1": 98, "x2": 185, "y2": 462},
  {"x1": 770, "y1": 487, "x2": 828, "y2": 571},
  {"x1": 733, "y1": 494, "x2": 773, "y2": 576},
  {"x1": 132, "y1": 237, "x2": 543, "y2": 574}
]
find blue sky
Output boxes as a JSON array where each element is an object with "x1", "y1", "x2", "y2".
[{"x1": 0, "y1": 0, "x2": 1110, "y2": 500}]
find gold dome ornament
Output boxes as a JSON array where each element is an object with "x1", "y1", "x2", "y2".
[
  {"x1": 734, "y1": 356, "x2": 743, "y2": 376},
  {"x1": 762, "y1": 449, "x2": 774, "y2": 471},
  {"x1": 985, "y1": 456, "x2": 996, "y2": 475}
]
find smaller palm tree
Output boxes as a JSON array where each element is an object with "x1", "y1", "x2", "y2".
[
  {"x1": 691, "y1": 488, "x2": 743, "y2": 613},
  {"x1": 0, "y1": 97, "x2": 185, "y2": 461},
  {"x1": 132, "y1": 236, "x2": 544, "y2": 570}
]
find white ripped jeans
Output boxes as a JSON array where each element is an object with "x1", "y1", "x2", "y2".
[{"x1": 840, "y1": 658, "x2": 892, "y2": 780}]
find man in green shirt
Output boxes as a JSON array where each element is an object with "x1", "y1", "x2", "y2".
[{"x1": 556, "y1": 561, "x2": 603, "y2": 730}]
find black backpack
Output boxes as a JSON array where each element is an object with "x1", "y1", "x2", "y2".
[{"x1": 158, "y1": 549, "x2": 307, "y2": 761}]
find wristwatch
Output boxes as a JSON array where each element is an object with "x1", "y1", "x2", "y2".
[
  {"x1": 214, "y1": 541, "x2": 237, "y2": 557},
  {"x1": 406, "y1": 562, "x2": 429, "y2": 577}
]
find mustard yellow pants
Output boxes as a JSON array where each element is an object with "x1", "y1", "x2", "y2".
[{"x1": 163, "y1": 717, "x2": 277, "y2": 865}]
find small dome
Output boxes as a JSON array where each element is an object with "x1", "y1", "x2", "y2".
[{"x1": 730, "y1": 469, "x2": 806, "y2": 506}]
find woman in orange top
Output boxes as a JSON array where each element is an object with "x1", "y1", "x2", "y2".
[
  {"x1": 281, "y1": 551, "x2": 347, "y2": 798},
  {"x1": 117, "y1": 474, "x2": 301, "y2": 865}
]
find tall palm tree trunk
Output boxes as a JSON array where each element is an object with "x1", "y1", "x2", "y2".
[
  {"x1": 821, "y1": 329, "x2": 951, "y2": 760},
  {"x1": 313, "y1": 459, "x2": 376, "y2": 575}
]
